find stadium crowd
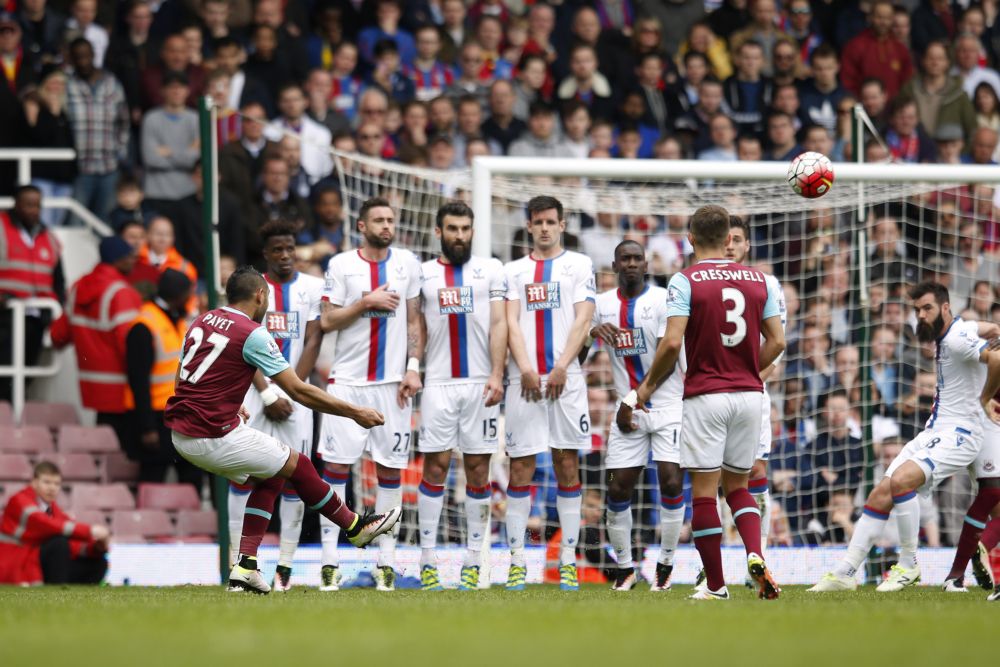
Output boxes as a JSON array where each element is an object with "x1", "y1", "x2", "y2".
[{"x1": 4, "y1": 0, "x2": 1000, "y2": 569}]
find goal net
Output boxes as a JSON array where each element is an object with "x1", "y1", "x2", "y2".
[{"x1": 327, "y1": 147, "x2": 1000, "y2": 583}]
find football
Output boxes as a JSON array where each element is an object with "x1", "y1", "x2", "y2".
[{"x1": 787, "y1": 151, "x2": 834, "y2": 198}]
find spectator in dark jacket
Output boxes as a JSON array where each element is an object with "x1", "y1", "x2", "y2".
[
  {"x1": 910, "y1": 0, "x2": 956, "y2": 56},
  {"x1": 723, "y1": 40, "x2": 774, "y2": 134},
  {"x1": 23, "y1": 65, "x2": 76, "y2": 226}
]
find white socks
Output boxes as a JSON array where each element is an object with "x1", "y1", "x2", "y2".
[
  {"x1": 659, "y1": 496, "x2": 686, "y2": 566},
  {"x1": 277, "y1": 493, "x2": 304, "y2": 568},
  {"x1": 556, "y1": 484, "x2": 582, "y2": 566},
  {"x1": 417, "y1": 480, "x2": 444, "y2": 567},
  {"x1": 506, "y1": 485, "x2": 531, "y2": 566},
  {"x1": 227, "y1": 485, "x2": 250, "y2": 566},
  {"x1": 606, "y1": 500, "x2": 633, "y2": 569},
  {"x1": 892, "y1": 491, "x2": 921, "y2": 569},
  {"x1": 750, "y1": 484, "x2": 771, "y2": 554},
  {"x1": 834, "y1": 505, "x2": 890, "y2": 577},
  {"x1": 465, "y1": 484, "x2": 492, "y2": 565},
  {"x1": 319, "y1": 476, "x2": 348, "y2": 566},
  {"x1": 375, "y1": 478, "x2": 402, "y2": 568}
]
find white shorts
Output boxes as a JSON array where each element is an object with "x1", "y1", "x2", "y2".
[
  {"x1": 244, "y1": 383, "x2": 313, "y2": 455},
  {"x1": 504, "y1": 373, "x2": 590, "y2": 457},
  {"x1": 318, "y1": 382, "x2": 413, "y2": 469},
  {"x1": 885, "y1": 427, "x2": 982, "y2": 493},
  {"x1": 756, "y1": 389, "x2": 773, "y2": 462},
  {"x1": 172, "y1": 422, "x2": 289, "y2": 484},
  {"x1": 419, "y1": 382, "x2": 500, "y2": 455},
  {"x1": 972, "y1": 420, "x2": 1000, "y2": 479},
  {"x1": 681, "y1": 391, "x2": 763, "y2": 473},
  {"x1": 606, "y1": 404, "x2": 681, "y2": 469}
]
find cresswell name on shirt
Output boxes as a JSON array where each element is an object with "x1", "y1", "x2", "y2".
[
  {"x1": 362, "y1": 288, "x2": 398, "y2": 318},
  {"x1": 688, "y1": 268, "x2": 766, "y2": 283}
]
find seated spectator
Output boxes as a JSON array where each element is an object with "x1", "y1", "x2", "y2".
[
  {"x1": 897, "y1": 370, "x2": 937, "y2": 441},
  {"x1": 963, "y1": 126, "x2": 999, "y2": 164},
  {"x1": 736, "y1": 133, "x2": 763, "y2": 160},
  {"x1": 109, "y1": 177, "x2": 156, "y2": 232},
  {"x1": 911, "y1": 0, "x2": 955, "y2": 56},
  {"x1": 590, "y1": 119, "x2": 615, "y2": 153},
  {"x1": 730, "y1": 0, "x2": 791, "y2": 77},
  {"x1": 446, "y1": 41, "x2": 491, "y2": 107},
  {"x1": 509, "y1": 102, "x2": 573, "y2": 158},
  {"x1": 398, "y1": 100, "x2": 430, "y2": 149},
  {"x1": 723, "y1": 40, "x2": 773, "y2": 134},
  {"x1": 870, "y1": 324, "x2": 915, "y2": 418},
  {"x1": 840, "y1": 0, "x2": 912, "y2": 98},
  {"x1": 359, "y1": 0, "x2": 416, "y2": 67},
  {"x1": 405, "y1": 24, "x2": 455, "y2": 102},
  {"x1": 368, "y1": 38, "x2": 416, "y2": 104},
  {"x1": 302, "y1": 68, "x2": 349, "y2": 137},
  {"x1": 327, "y1": 42, "x2": 363, "y2": 123},
  {"x1": 200, "y1": 0, "x2": 241, "y2": 59},
  {"x1": 439, "y1": 0, "x2": 468, "y2": 63},
  {"x1": 612, "y1": 124, "x2": 643, "y2": 160},
  {"x1": 801, "y1": 124, "x2": 834, "y2": 157},
  {"x1": 305, "y1": 2, "x2": 348, "y2": 70},
  {"x1": 771, "y1": 83, "x2": 806, "y2": 130},
  {"x1": 771, "y1": 37, "x2": 803, "y2": 87},
  {"x1": 64, "y1": 0, "x2": 107, "y2": 69},
  {"x1": 252, "y1": 0, "x2": 309, "y2": 83},
  {"x1": 899, "y1": 40, "x2": 976, "y2": 143},
  {"x1": 764, "y1": 111, "x2": 802, "y2": 161},
  {"x1": 809, "y1": 389, "x2": 865, "y2": 510},
  {"x1": 786, "y1": 322, "x2": 835, "y2": 412},
  {"x1": 482, "y1": 80, "x2": 527, "y2": 153},
  {"x1": 139, "y1": 32, "x2": 206, "y2": 111},
  {"x1": 783, "y1": 0, "x2": 823, "y2": 65},
  {"x1": 557, "y1": 44, "x2": 615, "y2": 122},
  {"x1": 666, "y1": 51, "x2": 709, "y2": 119},
  {"x1": 697, "y1": 113, "x2": 738, "y2": 161},
  {"x1": 0, "y1": 461, "x2": 109, "y2": 585},
  {"x1": 820, "y1": 490, "x2": 857, "y2": 545},
  {"x1": 834, "y1": 344, "x2": 862, "y2": 405},
  {"x1": 616, "y1": 91, "x2": 659, "y2": 157},
  {"x1": 581, "y1": 212, "x2": 622, "y2": 270},
  {"x1": 141, "y1": 72, "x2": 200, "y2": 211},
  {"x1": 129, "y1": 214, "x2": 197, "y2": 301},
  {"x1": 885, "y1": 97, "x2": 938, "y2": 163},
  {"x1": 428, "y1": 133, "x2": 457, "y2": 172},
  {"x1": 265, "y1": 83, "x2": 334, "y2": 186},
  {"x1": 798, "y1": 45, "x2": 847, "y2": 132},
  {"x1": 676, "y1": 21, "x2": 731, "y2": 82},
  {"x1": 561, "y1": 101, "x2": 592, "y2": 159},
  {"x1": 277, "y1": 135, "x2": 311, "y2": 201},
  {"x1": 511, "y1": 53, "x2": 548, "y2": 121},
  {"x1": 859, "y1": 78, "x2": 889, "y2": 129},
  {"x1": 935, "y1": 123, "x2": 965, "y2": 164}
]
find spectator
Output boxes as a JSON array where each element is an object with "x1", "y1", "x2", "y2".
[
  {"x1": 558, "y1": 44, "x2": 615, "y2": 122},
  {"x1": 305, "y1": 2, "x2": 348, "y2": 70},
  {"x1": 252, "y1": 0, "x2": 309, "y2": 82},
  {"x1": 359, "y1": 0, "x2": 416, "y2": 67},
  {"x1": 859, "y1": 77, "x2": 889, "y2": 128},
  {"x1": 141, "y1": 72, "x2": 200, "y2": 212},
  {"x1": 65, "y1": 37, "x2": 129, "y2": 224},
  {"x1": 439, "y1": 0, "x2": 468, "y2": 63},
  {"x1": 723, "y1": 40, "x2": 774, "y2": 134},
  {"x1": 126, "y1": 268, "x2": 202, "y2": 484},
  {"x1": 452, "y1": 95, "x2": 500, "y2": 166},
  {"x1": 897, "y1": 369, "x2": 937, "y2": 441},
  {"x1": 24, "y1": 65, "x2": 76, "y2": 226},
  {"x1": 244, "y1": 23, "x2": 294, "y2": 104},
  {"x1": 765, "y1": 111, "x2": 802, "y2": 161},
  {"x1": 885, "y1": 96, "x2": 938, "y2": 163},
  {"x1": 199, "y1": 0, "x2": 240, "y2": 59},
  {"x1": 446, "y1": 41, "x2": 491, "y2": 107},
  {"x1": 786, "y1": 322, "x2": 834, "y2": 412},
  {"x1": 0, "y1": 461, "x2": 109, "y2": 585},
  {"x1": 171, "y1": 162, "x2": 245, "y2": 271},
  {"x1": 298, "y1": 186, "x2": 345, "y2": 263},
  {"x1": 974, "y1": 81, "x2": 1000, "y2": 133},
  {"x1": 580, "y1": 212, "x2": 622, "y2": 270},
  {"x1": 107, "y1": 0, "x2": 156, "y2": 128},
  {"x1": 508, "y1": 101, "x2": 573, "y2": 158},
  {"x1": 899, "y1": 40, "x2": 976, "y2": 143},
  {"x1": 482, "y1": 80, "x2": 527, "y2": 153},
  {"x1": 139, "y1": 32, "x2": 206, "y2": 111},
  {"x1": 406, "y1": 23, "x2": 455, "y2": 102},
  {"x1": 560, "y1": 6, "x2": 629, "y2": 88},
  {"x1": 802, "y1": 124, "x2": 834, "y2": 157},
  {"x1": 329, "y1": 42, "x2": 363, "y2": 123},
  {"x1": 300, "y1": 69, "x2": 347, "y2": 138},
  {"x1": 398, "y1": 100, "x2": 430, "y2": 149},
  {"x1": 265, "y1": 83, "x2": 334, "y2": 186},
  {"x1": 64, "y1": 0, "x2": 108, "y2": 69},
  {"x1": 128, "y1": 214, "x2": 197, "y2": 300},
  {"x1": 218, "y1": 102, "x2": 276, "y2": 213},
  {"x1": 255, "y1": 155, "x2": 312, "y2": 248},
  {"x1": 677, "y1": 77, "x2": 729, "y2": 154},
  {"x1": 17, "y1": 0, "x2": 65, "y2": 69},
  {"x1": 911, "y1": 0, "x2": 956, "y2": 56},
  {"x1": 476, "y1": 15, "x2": 514, "y2": 81},
  {"x1": 964, "y1": 126, "x2": 999, "y2": 164},
  {"x1": 108, "y1": 177, "x2": 155, "y2": 233},
  {"x1": 731, "y1": 0, "x2": 792, "y2": 78},
  {"x1": 278, "y1": 135, "x2": 311, "y2": 201},
  {"x1": 772, "y1": 83, "x2": 806, "y2": 130},
  {"x1": 50, "y1": 236, "x2": 142, "y2": 449},
  {"x1": 869, "y1": 324, "x2": 915, "y2": 418},
  {"x1": 212, "y1": 36, "x2": 274, "y2": 118},
  {"x1": 512, "y1": 53, "x2": 547, "y2": 121},
  {"x1": 840, "y1": 0, "x2": 912, "y2": 98},
  {"x1": 934, "y1": 123, "x2": 965, "y2": 164},
  {"x1": 368, "y1": 38, "x2": 416, "y2": 104},
  {"x1": 0, "y1": 10, "x2": 36, "y2": 91},
  {"x1": 522, "y1": 3, "x2": 558, "y2": 75},
  {"x1": 892, "y1": 5, "x2": 912, "y2": 53},
  {"x1": 736, "y1": 132, "x2": 763, "y2": 160},
  {"x1": 809, "y1": 389, "x2": 865, "y2": 507},
  {"x1": 632, "y1": 52, "x2": 671, "y2": 135},
  {"x1": 771, "y1": 36, "x2": 803, "y2": 87},
  {"x1": 834, "y1": 343, "x2": 862, "y2": 405},
  {"x1": 955, "y1": 32, "x2": 1000, "y2": 101},
  {"x1": 783, "y1": 0, "x2": 822, "y2": 65},
  {"x1": 0, "y1": 185, "x2": 64, "y2": 403},
  {"x1": 427, "y1": 132, "x2": 457, "y2": 171},
  {"x1": 561, "y1": 100, "x2": 592, "y2": 159},
  {"x1": 708, "y1": 0, "x2": 750, "y2": 41},
  {"x1": 798, "y1": 45, "x2": 847, "y2": 132},
  {"x1": 677, "y1": 21, "x2": 732, "y2": 83},
  {"x1": 666, "y1": 51, "x2": 708, "y2": 119},
  {"x1": 697, "y1": 113, "x2": 739, "y2": 161},
  {"x1": 612, "y1": 123, "x2": 643, "y2": 159}
]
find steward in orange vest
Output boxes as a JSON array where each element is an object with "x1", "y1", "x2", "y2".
[
  {"x1": 128, "y1": 216, "x2": 198, "y2": 307},
  {"x1": 125, "y1": 269, "x2": 200, "y2": 485},
  {"x1": 0, "y1": 186, "x2": 65, "y2": 403}
]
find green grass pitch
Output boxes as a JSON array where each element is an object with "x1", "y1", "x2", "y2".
[{"x1": 0, "y1": 585, "x2": 992, "y2": 666}]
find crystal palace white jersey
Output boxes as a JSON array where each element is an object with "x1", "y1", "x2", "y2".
[
  {"x1": 422, "y1": 256, "x2": 506, "y2": 385},
  {"x1": 258, "y1": 271, "x2": 323, "y2": 370},
  {"x1": 592, "y1": 285, "x2": 683, "y2": 410},
  {"x1": 505, "y1": 250, "x2": 596, "y2": 379},
  {"x1": 763, "y1": 273, "x2": 787, "y2": 366},
  {"x1": 322, "y1": 248, "x2": 423, "y2": 386},
  {"x1": 926, "y1": 317, "x2": 988, "y2": 435}
]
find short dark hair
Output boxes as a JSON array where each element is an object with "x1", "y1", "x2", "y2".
[
  {"x1": 374, "y1": 38, "x2": 399, "y2": 58},
  {"x1": 810, "y1": 43, "x2": 838, "y2": 65},
  {"x1": 69, "y1": 37, "x2": 94, "y2": 54},
  {"x1": 435, "y1": 201, "x2": 474, "y2": 227},
  {"x1": 728, "y1": 215, "x2": 750, "y2": 239},
  {"x1": 33, "y1": 461, "x2": 61, "y2": 478},
  {"x1": 215, "y1": 36, "x2": 242, "y2": 52},
  {"x1": 688, "y1": 205, "x2": 731, "y2": 247},
  {"x1": 908, "y1": 281, "x2": 950, "y2": 305},
  {"x1": 526, "y1": 195, "x2": 563, "y2": 221},
  {"x1": 259, "y1": 219, "x2": 298, "y2": 245},
  {"x1": 358, "y1": 196, "x2": 392, "y2": 222},
  {"x1": 614, "y1": 239, "x2": 643, "y2": 259},
  {"x1": 13, "y1": 184, "x2": 41, "y2": 199},
  {"x1": 226, "y1": 266, "x2": 265, "y2": 303}
]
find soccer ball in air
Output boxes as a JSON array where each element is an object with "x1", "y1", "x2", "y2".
[{"x1": 787, "y1": 151, "x2": 834, "y2": 199}]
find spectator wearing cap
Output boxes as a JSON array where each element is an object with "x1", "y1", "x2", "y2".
[
  {"x1": 23, "y1": 64, "x2": 76, "y2": 226},
  {"x1": 17, "y1": 0, "x2": 66, "y2": 69},
  {"x1": 126, "y1": 268, "x2": 201, "y2": 485},
  {"x1": 65, "y1": 37, "x2": 129, "y2": 225},
  {"x1": 840, "y1": 0, "x2": 912, "y2": 99},
  {"x1": 0, "y1": 461, "x2": 110, "y2": 585},
  {"x1": 0, "y1": 185, "x2": 64, "y2": 404},
  {"x1": 509, "y1": 102, "x2": 574, "y2": 158},
  {"x1": 50, "y1": 236, "x2": 142, "y2": 448},
  {"x1": 141, "y1": 71, "x2": 200, "y2": 213},
  {"x1": 898, "y1": 40, "x2": 976, "y2": 144},
  {"x1": 139, "y1": 32, "x2": 206, "y2": 111},
  {"x1": 934, "y1": 122, "x2": 965, "y2": 163}
]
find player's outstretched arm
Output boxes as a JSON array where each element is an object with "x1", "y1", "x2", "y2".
[
  {"x1": 270, "y1": 368, "x2": 384, "y2": 428},
  {"x1": 759, "y1": 315, "x2": 787, "y2": 372},
  {"x1": 484, "y1": 300, "x2": 508, "y2": 406},
  {"x1": 506, "y1": 298, "x2": 541, "y2": 401},
  {"x1": 978, "y1": 348, "x2": 1000, "y2": 424}
]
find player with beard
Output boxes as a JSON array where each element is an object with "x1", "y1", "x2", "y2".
[
  {"x1": 227, "y1": 220, "x2": 325, "y2": 591},
  {"x1": 415, "y1": 201, "x2": 507, "y2": 591},
  {"x1": 317, "y1": 197, "x2": 424, "y2": 592},
  {"x1": 164, "y1": 267, "x2": 400, "y2": 594},
  {"x1": 811, "y1": 282, "x2": 1000, "y2": 593}
]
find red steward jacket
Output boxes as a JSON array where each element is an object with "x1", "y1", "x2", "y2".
[
  {"x1": 0, "y1": 211, "x2": 60, "y2": 299},
  {"x1": 0, "y1": 486, "x2": 99, "y2": 585},
  {"x1": 50, "y1": 263, "x2": 143, "y2": 413}
]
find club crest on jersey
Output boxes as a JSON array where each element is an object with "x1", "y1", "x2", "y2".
[
  {"x1": 438, "y1": 286, "x2": 473, "y2": 314},
  {"x1": 525, "y1": 282, "x2": 560, "y2": 310},
  {"x1": 613, "y1": 328, "x2": 647, "y2": 357},
  {"x1": 473, "y1": 268, "x2": 484, "y2": 280},
  {"x1": 265, "y1": 311, "x2": 301, "y2": 339}
]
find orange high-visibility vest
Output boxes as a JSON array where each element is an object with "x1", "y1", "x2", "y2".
[{"x1": 129, "y1": 302, "x2": 186, "y2": 411}]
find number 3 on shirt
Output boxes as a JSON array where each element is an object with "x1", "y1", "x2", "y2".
[
  {"x1": 721, "y1": 287, "x2": 747, "y2": 347},
  {"x1": 178, "y1": 328, "x2": 230, "y2": 383}
]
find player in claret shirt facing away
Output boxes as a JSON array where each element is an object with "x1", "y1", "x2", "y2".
[
  {"x1": 617, "y1": 205, "x2": 786, "y2": 601},
  {"x1": 164, "y1": 267, "x2": 401, "y2": 594}
]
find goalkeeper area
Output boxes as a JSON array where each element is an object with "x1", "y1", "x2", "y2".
[{"x1": 0, "y1": 585, "x2": 991, "y2": 666}]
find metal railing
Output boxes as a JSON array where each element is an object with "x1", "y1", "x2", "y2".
[
  {"x1": 0, "y1": 148, "x2": 112, "y2": 236},
  {"x1": 0, "y1": 298, "x2": 63, "y2": 423}
]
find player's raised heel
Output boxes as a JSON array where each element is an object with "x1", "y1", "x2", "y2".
[
  {"x1": 875, "y1": 564, "x2": 920, "y2": 592},
  {"x1": 347, "y1": 506, "x2": 402, "y2": 548},
  {"x1": 459, "y1": 565, "x2": 480, "y2": 590},
  {"x1": 808, "y1": 572, "x2": 857, "y2": 592},
  {"x1": 374, "y1": 565, "x2": 396, "y2": 591},
  {"x1": 693, "y1": 567, "x2": 708, "y2": 593},
  {"x1": 506, "y1": 564, "x2": 526, "y2": 591},
  {"x1": 972, "y1": 542, "x2": 995, "y2": 590},
  {"x1": 649, "y1": 563, "x2": 673, "y2": 592},
  {"x1": 421, "y1": 565, "x2": 444, "y2": 591},
  {"x1": 942, "y1": 577, "x2": 968, "y2": 593},
  {"x1": 747, "y1": 553, "x2": 780, "y2": 600},
  {"x1": 559, "y1": 563, "x2": 579, "y2": 591},
  {"x1": 272, "y1": 565, "x2": 292, "y2": 592},
  {"x1": 227, "y1": 556, "x2": 270, "y2": 595},
  {"x1": 611, "y1": 567, "x2": 636, "y2": 591},
  {"x1": 319, "y1": 564, "x2": 341, "y2": 592}
]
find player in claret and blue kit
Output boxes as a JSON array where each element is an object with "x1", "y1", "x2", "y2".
[
  {"x1": 617, "y1": 205, "x2": 786, "y2": 601},
  {"x1": 164, "y1": 267, "x2": 401, "y2": 594}
]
